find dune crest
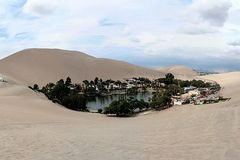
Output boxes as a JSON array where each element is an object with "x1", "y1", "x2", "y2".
[{"x1": 159, "y1": 65, "x2": 199, "y2": 79}]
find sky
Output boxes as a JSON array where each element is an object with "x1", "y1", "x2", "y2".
[{"x1": 0, "y1": 0, "x2": 240, "y2": 72}]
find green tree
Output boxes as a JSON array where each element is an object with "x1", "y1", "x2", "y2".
[
  {"x1": 57, "y1": 79, "x2": 64, "y2": 85},
  {"x1": 97, "y1": 108, "x2": 103, "y2": 113},
  {"x1": 31, "y1": 78, "x2": 89, "y2": 112},
  {"x1": 62, "y1": 94, "x2": 87, "y2": 111},
  {"x1": 49, "y1": 82, "x2": 70, "y2": 101},
  {"x1": 150, "y1": 90, "x2": 172, "y2": 110},
  {"x1": 104, "y1": 98, "x2": 149, "y2": 117},
  {"x1": 104, "y1": 100, "x2": 133, "y2": 117},
  {"x1": 94, "y1": 77, "x2": 99, "y2": 85},
  {"x1": 90, "y1": 80, "x2": 95, "y2": 87},
  {"x1": 83, "y1": 80, "x2": 90, "y2": 89},
  {"x1": 165, "y1": 73, "x2": 175, "y2": 85},
  {"x1": 33, "y1": 84, "x2": 39, "y2": 90},
  {"x1": 65, "y1": 77, "x2": 72, "y2": 86},
  {"x1": 166, "y1": 84, "x2": 183, "y2": 96}
]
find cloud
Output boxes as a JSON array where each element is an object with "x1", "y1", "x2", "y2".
[
  {"x1": 225, "y1": 47, "x2": 240, "y2": 58},
  {"x1": 99, "y1": 18, "x2": 125, "y2": 27},
  {"x1": 23, "y1": 0, "x2": 60, "y2": 16},
  {"x1": 228, "y1": 40, "x2": 240, "y2": 46},
  {"x1": 188, "y1": 0, "x2": 232, "y2": 27},
  {"x1": 178, "y1": 0, "x2": 233, "y2": 36},
  {"x1": 177, "y1": 24, "x2": 218, "y2": 35},
  {"x1": 14, "y1": 32, "x2": 32, "y2": 40}
]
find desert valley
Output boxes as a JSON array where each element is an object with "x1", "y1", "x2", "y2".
[
  {"x1": 0, "y1": 49, "x2": 240, "y2": 160},
  {"x1": 1, "y1": 0, "x2": 240, "y2": 159}
]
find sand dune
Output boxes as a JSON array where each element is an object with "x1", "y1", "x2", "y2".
[
  {"x1": 0, "y1": 67, "x2": 240, "y2": 159},
  {"x1": 0, "y1": 49, "x2": 200, "y2": 87},
  {"x1": 0, "y1": 48, "x2": 163, "y2": 86},
  {"x1": 159, "y1": 65, "x2": 199, "y2": 79}
]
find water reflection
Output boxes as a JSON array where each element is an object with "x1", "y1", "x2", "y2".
[{"x1": 86, "y1": 92, "x2": 152, "y2": 110}]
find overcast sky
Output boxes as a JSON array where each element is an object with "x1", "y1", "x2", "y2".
[{"x1": 0, "y1": 0, "x2": 240, "y2": 71}]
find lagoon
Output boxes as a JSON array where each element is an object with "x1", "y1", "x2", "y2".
[{"x1": 86, "y1": 92, "x2": 152, "y2": 110}]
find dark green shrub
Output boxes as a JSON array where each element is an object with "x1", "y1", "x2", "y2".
[
  {"x1": 65, "y1": 77, "x2": 72, "y2": 86},
  {"x1": 49, "y1": 82, "x2": 70, "y2": 101},
  {"x1": 150, "y1": 91, "x2": 172, "y2": 110},
  {"x1": 98, "y1": 108, "x2": 103, "y2": 113},
  {"x1": 33, "y1": 84, "x2": 39, "y2": 90},
  {"x1": 62, "y1": 94, "x2": 87, "y2": 111},
  {"x1": 104, "y1": 98, "x2": 149, "y2": 117},
  {"x1": 166, "y1": 84, "x2": 184, "y2": 96},
  {"x1": 165, "y1": 73, "x2": 174, "y2": 85}
]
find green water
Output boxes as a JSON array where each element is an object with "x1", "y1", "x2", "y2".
[{"x1": 86, "y1": 92, "x2": 152, "y2": 110}]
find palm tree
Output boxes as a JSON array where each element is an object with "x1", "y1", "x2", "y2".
[
  {"x1": 90, "y1": 80, "x2": 95, "y2": 87},
  {"x1": 106, "y1": 79, "x2": 111, "y2": 89},
  {"x1": 83, "y1": 80, "x2": 90, "y2": 90},
  {"x1": 94, "y1": 77, "x2": 99, "y2": 85},
  {"x1": 65, "y1": 77, "x2": 72, "y2": 86}
]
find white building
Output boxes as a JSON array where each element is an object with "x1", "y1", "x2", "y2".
[
  {"x1": 184, "y1": 86, "x2": 197, "y2": 93},
  {"x1": 126, "y1": 84, "x2": 135, "y2": 89},
  {"x1": 173, "y1": 99, "x2": 184, "y2": 106},
  {"x1": 0, "y1": 77, "x2": 4, "y2": 82}
]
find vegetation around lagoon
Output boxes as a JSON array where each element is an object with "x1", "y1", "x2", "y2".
[
  {"x1": 103, "y1": 98, "x2": 149, "y2": 117},
  {"x1": 30, "y1": 77, "x2": 88, "y2": 111},
  {"x1": 30, "y1": 73, "x2": 223, "y2": 117}
]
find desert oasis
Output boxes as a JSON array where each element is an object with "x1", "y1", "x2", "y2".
[{"x1": 0, "y1": 49, "x2": 239, "y2": 159}]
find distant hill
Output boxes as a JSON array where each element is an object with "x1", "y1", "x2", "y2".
[
  {"x1": 0, "y1": 49, "x2": 164, "y2": 86},
  {"x1": 158, "y1": 65, "x2": 199, "y2": 79}
]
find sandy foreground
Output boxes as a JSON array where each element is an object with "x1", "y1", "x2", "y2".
[{"x1": 0, "y1": 72, "x2": 240, "y2": 160}]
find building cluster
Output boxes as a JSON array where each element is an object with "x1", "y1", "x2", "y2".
[
  {"x1": 172, "y1": 85, "x2": 222, "y2": 106},
  {"x1": 80, "y1": 78, "x2": 143, "y2": 95},
  {"x1": 0, "y1": 77, "x2": 6, "y2": 84}
]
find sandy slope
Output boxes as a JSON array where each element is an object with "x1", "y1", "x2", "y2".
[
  {"x1": 0, "y1": 49, "x2": 163, "y2": 86},
  {"x1": 159, "y1": 65, "x2": 199, "y2": 79},
  {"x1": 0, "y1": 71, "x2": 240, "y2": 160}
]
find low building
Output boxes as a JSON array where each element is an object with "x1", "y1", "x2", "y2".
[
  {"x1": 194, "y1": 99, "x2": 204, "y2": 105},
  {"x1": 173, "y1": 98, "x2": 184, "y2": 106},
  {"x1": 126, "y1": 84, "x2": 135, "y2": 89},
  {"x1": 184, "y1": 86, "x2": 197, "y2": 93},
  {"x1": 188, "y1": 90, "x2": 200, "y2": 97},
  {"x1": 172, "y1": 96, "x2": 185, "y2": 106}
]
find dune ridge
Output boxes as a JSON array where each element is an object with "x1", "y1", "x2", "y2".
[{"x1": 159, "y1": 65, "x2": 199, "y2": 79}]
